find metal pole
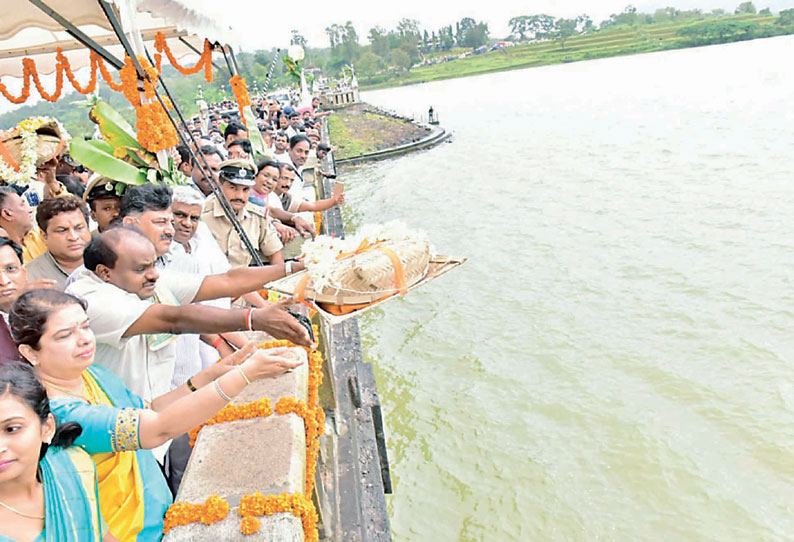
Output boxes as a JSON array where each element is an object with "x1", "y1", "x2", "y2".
[
  {"x1": 262, "y1": 49, "x2": 280, "y2": 93},
  {"x1": 97, "y1": 0, "x2": 264, "y2": 265}
]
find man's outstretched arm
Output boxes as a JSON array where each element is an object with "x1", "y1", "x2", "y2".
[
  {"x1": 123, "y1": 297, "x2": 312, "y2": 347},
  {"x1": 192, "y1": 262, "x2": 304, "y2": 303}
]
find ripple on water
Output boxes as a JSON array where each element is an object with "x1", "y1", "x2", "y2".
[{"x1": 350, "y1": 35, "x2": 794, "y2": 541}]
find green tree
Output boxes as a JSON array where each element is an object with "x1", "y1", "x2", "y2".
[
  {"x1": 576, "y1": 14, "x2": 594, "y2": 33},
  {"x1": 653, "y1": 7, "x2": 679, "y2": 22},
  {"x1": 778, "y1": 8, "x2": 794, "y2": 25},
  {"x1": 356, "y1": 51, "x2": 384, "y2": 77},
  {"x1": 508, "y1": 15, "x2": 531, "y2": 40},
  {"x1": 397, "y1": 18, "x2": 420, "y2": 37},
  {"x1": 759, "y1": 7, "x2": 771, "y2": 15},
  {"x1": 390, "y1": 49, "x2": 412, "y2": 71},
  {"x1": 735, "y1": 2, "x2": 757, "y2": 14},
  {"x1": 678, "y1": 19, "x2": 759, "y2": 43},
  {"x1": 711, "y1": 8, "x2": 727, "y2": 16},
  {"x1": 290, "y1": 30, "x2": 306, "y2": 47},
  {"x1": 325, "y1": 24, "x2": 344, "y2": 48},
  {"x1": 340, "y1": 21, "x2": 360, "y2": 63},
  {"x1": 554, "y1": 18, "x2": 579, "y2": 49}
]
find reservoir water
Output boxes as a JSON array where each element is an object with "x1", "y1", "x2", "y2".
[{"x1": 342, "y1": 36, "x2": 794, "y2": 540}]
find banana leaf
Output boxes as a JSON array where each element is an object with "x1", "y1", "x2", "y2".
[
  {"x1": 242, "y1": 105, "x2": 269, "y2": 158},
  {"x1": 69, "y1": 139, "x2": 146, "y2": 185},
  {"x1": 88, "y1": 100, "x2": 142, "y2": 152}
]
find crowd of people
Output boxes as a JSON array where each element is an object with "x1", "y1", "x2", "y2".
[{"x1": 0, "y1": 95, "x2": 343, "y2": 541}]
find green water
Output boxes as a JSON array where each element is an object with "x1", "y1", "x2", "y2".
[{"x1": 339, "y1": 36, "x2": 794, "y2": 541}]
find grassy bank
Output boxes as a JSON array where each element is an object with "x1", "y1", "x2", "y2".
[
  {"x1": 327, "y1": 104, "x2": 429, "y2": 160},
  {"x1": 361, "y1": 14, "x2": 784, "y2": 90}
]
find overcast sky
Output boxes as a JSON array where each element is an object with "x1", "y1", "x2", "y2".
[{"x1": 207, "y1": 0, "x2": 794, "y2": 50}]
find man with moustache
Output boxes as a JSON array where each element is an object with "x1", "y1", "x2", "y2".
[
  {"x1": 273, "y1": 132, "x2": 290, "y2": 163},
  {"x1": 202, "y1": 158, "x2": 285, "y2": 268},
  {"x1": 66, "y1": 223, "x2": 309, "y2": 403},
  {"x1": 190, "y1": 145, "x2": 224, "y2": 196},
  {"x1": 24, "y1": 196, "x2": 92, "y2": 288},
  {"x1": 284, "y1": 134, "x2": 312, "y2": 198}
]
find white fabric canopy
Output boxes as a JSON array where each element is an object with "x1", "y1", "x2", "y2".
[{"x1": 0, "y1": 0, "x2": 238, "y2": 78}]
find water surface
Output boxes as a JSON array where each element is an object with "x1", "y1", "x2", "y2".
[{"x1": 340, "y1": 36, "x2": 794, "y2": 541}]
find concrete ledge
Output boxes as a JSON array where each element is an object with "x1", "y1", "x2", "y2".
[
  {"x1": 165, "y1": 512, "x2": 303, "y2": 541},
  {"x1": 335, "y1": 125, "x2": 450, "y2": 165},
  {"x1": 164, "y1": 347, "x2": 309, "y2": 542}
]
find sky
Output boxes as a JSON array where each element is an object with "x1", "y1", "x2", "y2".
[
  {"x1": 0, "y1": 0, "x2": 791, "y2": 115},
  {"x1": 206, "y1": 0, "x2": 794, "y2": 50}
]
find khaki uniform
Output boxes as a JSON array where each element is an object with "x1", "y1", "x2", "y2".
[{"x1": 202, "y1": 195, "x2": 283, "y2": 268}]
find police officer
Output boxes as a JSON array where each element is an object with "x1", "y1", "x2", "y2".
[
  {"x1": 83, "y1": 175, "x2": 121, "y2": 236},
  {"x1": 201, "y1": 158, "x2": 284, "y2": 268}
]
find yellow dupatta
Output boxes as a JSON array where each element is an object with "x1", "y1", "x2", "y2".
[{"x1": 82, "y1": 371, "x2": 146, "y2": 542}]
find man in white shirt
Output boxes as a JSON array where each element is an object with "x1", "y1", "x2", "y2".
[
  {"x1": 273, "y1": 132, "x2": 290, "y2": 163},
  {"x1": 66, "y1": 184, "x2": 311, "y2": 402},
  {"x1": 285, "y1": 134, "x2": 312, "y2": 199}
]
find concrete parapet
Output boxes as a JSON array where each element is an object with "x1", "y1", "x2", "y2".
[{"x1": 163, "y1": 347, "x2": 309, "y2": 541}]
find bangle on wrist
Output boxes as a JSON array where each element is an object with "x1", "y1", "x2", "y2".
[
  {"x1": 213, "y1": 378, "x2": 232, "y2": 402},
  {"x1": 245, "y1": 307, "x2": 254, "y2": 331},
  {"x1": 285, "y1": 261, "x2": 293, "y2": 275},
  {"x1": 185, "y1": 377, "x2": 198, "y2": 392},
  {"x1": 212, "y1": 337, "x2": 226, "y2": 351},
  {"x1": 237, "y1": 366, "x2": 252, "y2": 386},
  {"x1": 291, "y1": 214, "x2": 299, "y2": 225}
]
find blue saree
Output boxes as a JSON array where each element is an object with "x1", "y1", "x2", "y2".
[
  {"x1": 0, "y1": 447, "x2": 102, "y2": 542},
  {"x1": 50, "y1": 364, "x2": 172, "y2": 542}
]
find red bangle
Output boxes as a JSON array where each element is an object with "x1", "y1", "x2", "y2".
[
  {"x1": 212, "y1": 337, "x2": 226, "y2": 351},
  {"x1": 245, "y1": 307, "x2": 254, "y2": 331}
]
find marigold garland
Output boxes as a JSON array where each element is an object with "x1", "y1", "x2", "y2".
[
  {"x1": 188, "y1": 397, "x2": 273, "y2": 446},
  {"x1": 237, "y1": 492, "x2": 319, "y2": 541},
  {"x1": 0, "y1": 35, "x2": 212, "y2": 106},
  {"x1": 0, "y1": 36, "x2": 213, "y2": 153},
  {"x1": 171, "y1": 328, "x2": 325, "y2": 540},
  {"x1": 153, "y1": 32, "x2": 214, "y2": 83},
  {"x1": 229, "y1": 74, "x2": 252, "y2": 126},
  {"x1": 314, "y1": 211, "x2": 322, "y2": 234},
  {"x1": 162, "y1": 495, "x2": 229, "y2": 533},
  {"x1": 240, "y1": 515, "x2": 260, "y2": 535}
]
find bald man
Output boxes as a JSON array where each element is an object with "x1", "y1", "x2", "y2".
[{"x1": 66, "y1": 226, "x2": 310, "y2": 402}]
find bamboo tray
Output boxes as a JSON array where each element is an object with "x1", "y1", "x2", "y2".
[{"x1": 266, "y1": 255, "x2": 466, "y2": 323}]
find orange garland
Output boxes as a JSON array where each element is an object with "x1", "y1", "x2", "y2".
[
  {"x1": 162, "y1": 495, "x2": 229, "y2": 533},
  {"x1": 314, "y1": 211, "x2": 322, "y2": 234},
  {"x1": 0, "y1": 34, "x2": 214, "y2": 153},
  {"x1": 237, "y1": 492, "x2": 319, "y2": 541},
  {"x1": 153, "y1": 33, "x2": 214, "y2": 83},
  {"x1": 188, "y1": 397, "x2": 273, "y2": 446},
  {"x1": 169, "y1": 328, "x2": 325, "y2": 540},
  {"x1": 229, "y1": 74, "x2": 252, "y2": 126}
]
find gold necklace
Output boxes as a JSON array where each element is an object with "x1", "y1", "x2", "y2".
[
  {"x1": 42, "y1": 375, "x2": 102, "y2": 405},
  {"x1": 42, "y1": 379, "x2": 85, "y2": 400},
  {"x1": 0, "y1": 499, "x2": 44, "y2": 520}
]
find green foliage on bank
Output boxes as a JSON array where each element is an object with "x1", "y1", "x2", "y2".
[{"x1": 360, "y1": 11, "x2": 794, "y2": 90}]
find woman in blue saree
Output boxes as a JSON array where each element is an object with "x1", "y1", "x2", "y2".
[
  {"x1": 9, "y1": 289, "x2": 302, "y2": 541},
  {"x1": 0, "y1": 361, "x2": 103, "y2": 542}
]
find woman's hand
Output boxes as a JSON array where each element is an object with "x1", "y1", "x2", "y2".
[
  {"x1": 200, "y1": 342, "x2": 257, "y2": 383},
  {"x1": 240, "y1": 346, "x2": 304, "y2": 380}
]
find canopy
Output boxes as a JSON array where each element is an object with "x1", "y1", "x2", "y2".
[{"x1": 0, "y1": 0, "x2": 240, "y2": 78}]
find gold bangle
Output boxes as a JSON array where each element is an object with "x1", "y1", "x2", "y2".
[
  {"x1": 237, "y1": 366, "x2": 252, "y2": 386},
  {"x1": 186, "y1": 377, "x2": 198, "y2": 392}
]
